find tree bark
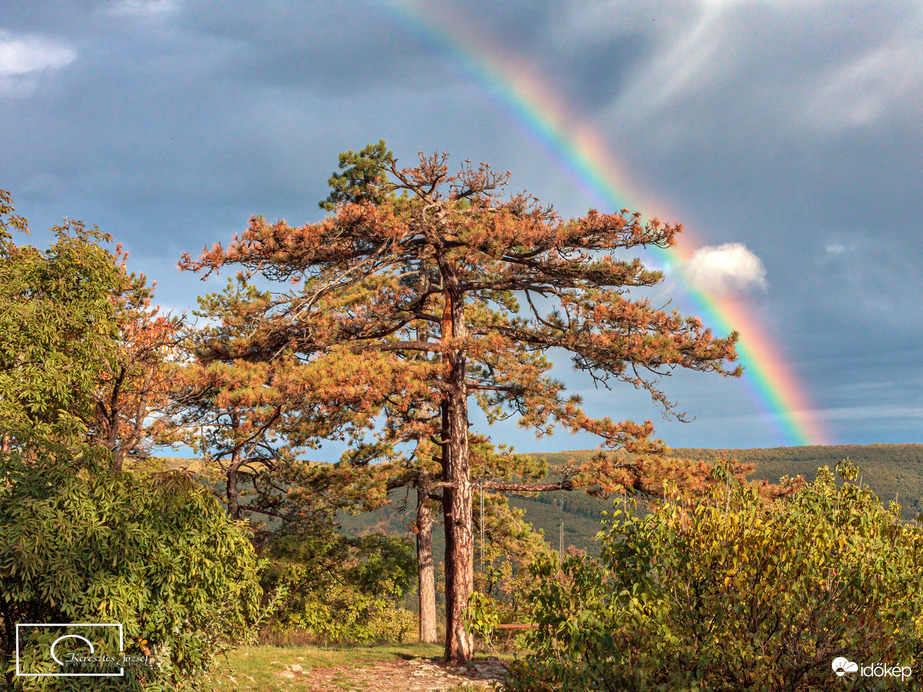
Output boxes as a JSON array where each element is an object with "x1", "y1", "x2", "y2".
[
  {"x1": 227, "y1": 446, "x2": 242, "y2": 521},
  {"x1": 416, "y1": 479, "x2": 438, "y2": 644},
  {"x1": 441, "y1": 286, "x2": 474, "y2": 664},
  {"x1": 442, "y1": 390, "x2": 474, "y2": 662},
  {"x1": 441, "y1": 400, "x2": 456, "y2": 652}
]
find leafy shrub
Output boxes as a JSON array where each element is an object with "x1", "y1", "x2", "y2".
[
  {"x1": 465, "y1": 494, "x2": 556, "y2": 653},
  {"x1": 0, "y1": 448, "x2": 261, "y2": 690},
  {"x1": 464, "y1": 592, "x2": 501, "y2": 649},
  {"x1": 504, "y1": 462, "x2": 923, "y2": 691},
  {"x1": 0, "y1": 202, "x2": 127, "y2": 452},
  {"x1": 258, "y1": 528, "x2": 416, "y2": 645}
]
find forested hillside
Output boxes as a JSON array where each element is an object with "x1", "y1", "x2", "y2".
[{"x1": 339, "y1": 444, "x2": 923, "y2": 557}]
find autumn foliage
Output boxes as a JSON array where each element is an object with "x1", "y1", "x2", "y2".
[{"x1": 181, "y1": 144, "x2": 743, "y2": 662}]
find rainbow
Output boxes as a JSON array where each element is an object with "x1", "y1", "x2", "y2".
[{"x1": 377, "y1": 0, "x2": 828, "y2": 446}]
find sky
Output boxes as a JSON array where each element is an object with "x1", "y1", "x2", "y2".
[{"x1": 2, "y1": 0, "x2": 921, "y2": 453}]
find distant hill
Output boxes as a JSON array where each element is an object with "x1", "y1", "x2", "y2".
[
  {"x1": 338, "y1": 444, "x2": 923, "y2": 557},
  {"x1": 674, "y1": 443, "x2": 923, "y2": 518}
]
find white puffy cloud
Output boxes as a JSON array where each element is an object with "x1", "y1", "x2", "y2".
[
  {"x1": 0, "y1": 31, "x2": 77, "y2": 97},
  {"x1": 0, "y1": 31, "x2": 77, "y2": 76},
  {"x1": 683, "y1": 242, "x2": 768, "y2": 294}
]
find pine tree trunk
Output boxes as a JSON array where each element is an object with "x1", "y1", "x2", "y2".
[
  {"x1": 441, "y1": 401, "x2": 456, "y2": 652},
  {"x1": 441, "y1": 286, "x2": 474, "y2": 664},
  {"x1": 416, "y1": 480, "x2": 438, "y2": 644},
  {"x1": 443, "y1": 391, "x2": 473, "y2": 662}
]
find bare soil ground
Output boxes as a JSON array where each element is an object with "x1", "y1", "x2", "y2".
[{"x1": 274, "y1": 656, "x2": 507, "y2": 691}]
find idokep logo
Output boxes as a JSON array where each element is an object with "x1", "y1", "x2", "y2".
[
  {"x1": 832, "y1": 657, "x2": 858, "y2": 677},
  {"x1": 832, "y1": 656, "x2": 912, "y2": 682},
  {"x1": 16, "y1": 623, "x2": 125, "y2": 677}
]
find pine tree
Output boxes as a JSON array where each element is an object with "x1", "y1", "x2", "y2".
[{"x1": 181, "y1": 147, "x2": 741, "y2": 662}]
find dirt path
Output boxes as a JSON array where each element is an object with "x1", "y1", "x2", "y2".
[{"x1": 276, "y1": 656, "x2": 508, "y2": 691}]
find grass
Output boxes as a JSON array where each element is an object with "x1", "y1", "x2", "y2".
[
  {"x1": 211, "y1": 643, "x2": 447, "y2": 691},
  {"x1": 211, "y1": 642, "x2": 513, "y2": 691}
]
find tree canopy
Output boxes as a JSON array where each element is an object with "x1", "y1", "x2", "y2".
[
  {"x1": 0, "y1": 192, "x2": 262, "y2": 687},
  {"x1": 0, "y1": 190, "x2": 123, "y2": 452},
  {"x1": 182, "y1": 145, "x2": 741, "y2": 662}
]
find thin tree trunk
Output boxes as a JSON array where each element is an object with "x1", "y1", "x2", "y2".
[
  {"x1": 441, "y1": 400, "x2": 456, "y2": 652},
  {"x1": 416, "y1": 478, "x2": 438, "y2": 644},
  {"x1": 227, "y1": 447, "x2": 242, "y2": 520},
  {"x1": 103, "y1": 364, "x2": 127, "y2": 472}
]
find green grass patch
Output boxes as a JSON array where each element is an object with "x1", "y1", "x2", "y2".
[{"x1": 212, "y1": 643, "x2": 445, "y2": 691}]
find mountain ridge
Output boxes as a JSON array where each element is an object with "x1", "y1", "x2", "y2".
[{"x1": 338, "y1": 443, "x2": 923, "y2": 557}]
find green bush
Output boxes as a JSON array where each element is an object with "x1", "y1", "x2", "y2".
[
  {"x1": 0, "y1": 448, "x2": 261, "y2": 690},
  {"x1": 258, "y1": 527, "x2": 416, "y2": 645},
  {"x1": 505, "y1": 462, "x2": 923, "y2": 691}
]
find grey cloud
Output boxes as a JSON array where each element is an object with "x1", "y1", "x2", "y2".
[
  {"x1": 5, "y1": 0, "x2": 922, "y2": 448},
  {"x1": 176, "y1": 0, "x2": 455, "y2": 96}
]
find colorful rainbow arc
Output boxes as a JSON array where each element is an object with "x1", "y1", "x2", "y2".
[{"x1": 377, "y1": 0, "x2": 828, "y2": 446}]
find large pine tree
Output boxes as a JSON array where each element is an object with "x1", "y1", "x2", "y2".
[{"x1": 182, "y1": 145, "x2": 741, "y2": 662}]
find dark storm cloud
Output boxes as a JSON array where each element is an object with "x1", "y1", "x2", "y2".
[
  {"x1": 539, "y1": 34, "x2": 654, "y2": 111},
  {"x1": 176, "y1": 0, "x2": 468, "y2": 96},
  {"x1": 2, "y1": 0, "x2": 921, "y2": 447},
  {"x1": 3, "y1": 0, "x2": 479, "y2": 233}
]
